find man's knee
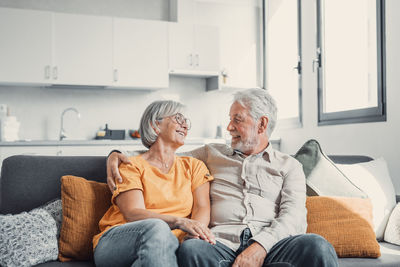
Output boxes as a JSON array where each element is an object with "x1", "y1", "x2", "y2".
[
  {"x1": 300, "y1": 234, "x2": 336, "y2": 255},
  {"x1": 179, "y1": 239, "x2": 206, "y2": 258},
  {"x1": 297, "y1": 234, "x2": 338, "y2": 265},
  {"x1": 178, "y1": 239, "x2": 212, "y2": 266}
]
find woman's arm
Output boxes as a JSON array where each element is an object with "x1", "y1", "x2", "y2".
[
  {"x1": 115, "y1": 189, "x2": 215, "y2": 243},
  {"x1": 187, "y1": 182, "x2": 216, "y2": 244},
  {"x1": 191, "y1": 182, "x2": 211, "y2": 226}
]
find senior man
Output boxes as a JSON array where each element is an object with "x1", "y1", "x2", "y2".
[{"x1": 107, "y1": 88, "x2": 338, "y2": 267}]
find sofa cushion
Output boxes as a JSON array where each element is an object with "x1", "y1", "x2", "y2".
[
  {"x1": 306, "y1": 196, "x2": 380, "y2": 258},
  {"x1": 0, "y1": 207, "x2": 58, "y2": 266},
  {"x1": 58, "y1": 175, "x2": 112, "y2": 262},
  {"x1": 0, "y1": 155, "x2": 107, "y2": 214},
  {"x1": 294, "y1": 139, "x2": 367, "y2": 198},
  {"x1": 384, "y1": 203, "x2": 400, "y2": 245},
  {"x1": 41, "y1": 199, "x2": 63, "y2": 239},
  {"x1": 337, "y1": 158, "x2": 396, "y2": 240}
]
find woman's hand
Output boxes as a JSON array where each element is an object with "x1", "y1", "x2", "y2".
[{"x1": 175, "y1": 217, "x2": 216, "y2": 245}]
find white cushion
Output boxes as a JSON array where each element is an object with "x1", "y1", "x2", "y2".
[
  {"x1": 0, "y1": 202, "x2": 59, "y2": 267},
  {"x1": 337, "y1": 157, "x2": 396, "y2": 240},
  {"x1": 384, "y1": 203, "x2": 400, "y2": 245}
]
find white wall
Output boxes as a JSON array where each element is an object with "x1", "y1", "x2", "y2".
[
  {"x1": 0, "y1": 77, "x2": 232, "y2": 141},
  {"x1": 275, "y1": 0, "x2": 400, "y2": 194}
]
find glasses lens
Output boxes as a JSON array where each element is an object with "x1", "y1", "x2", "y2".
[
  {"x1": 185, "y1": 118, "x2": 191, "y2": 130},
  {"x1": 175, "y1": 113, "x2": 191, "y2": 130}
]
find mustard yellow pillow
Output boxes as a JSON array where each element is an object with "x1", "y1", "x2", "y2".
[
  {"x1": 306, "y1": 196, "x2": 380, "y2": 258},
  {"x1": 58, "y1": 175, "x2": 111, "y2": 261}
]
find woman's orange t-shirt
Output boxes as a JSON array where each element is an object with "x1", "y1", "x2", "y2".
[{"x1": 93, "y1": 155, "x2": 213, "y2": 249}]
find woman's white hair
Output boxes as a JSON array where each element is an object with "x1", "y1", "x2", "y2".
[
  {"x1": 139, "y1": 100, "x2": 185, "y2": 148},
  {"x1": 233, "y1": 88, "x2": 278, "y2": 137}
]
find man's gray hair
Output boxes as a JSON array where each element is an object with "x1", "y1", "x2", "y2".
[
  {"x1": 139, "y1": 100, "x2": 185, "y2": 148},
  {"x1": 233, "y1": 88, "x2": 278, "y2": 137}
]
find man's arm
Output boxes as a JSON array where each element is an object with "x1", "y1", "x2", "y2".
[
  {"x1": 232, "y1": 242, "x2": 266, "y2": 267},
  {"x1": 250, "y1": 160, "x2": 307, "y2": 252},
  {"x1": 106, "y1": 151, "x2": 131, "y2": 192},
  {"x1": 233, "y1": 161, "x2": 307, "y2": 267},
  {"x1": 180, "y1": 145, "x2": 208, "y2": 162}
]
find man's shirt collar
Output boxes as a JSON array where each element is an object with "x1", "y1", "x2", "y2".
[{"x1": 231, "y1": 143, "x2": 274, "y2": 163}]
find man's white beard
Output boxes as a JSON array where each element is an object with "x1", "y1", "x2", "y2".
[{"x1": 231, "y1": 127, "x2": 259, "y2": 154}]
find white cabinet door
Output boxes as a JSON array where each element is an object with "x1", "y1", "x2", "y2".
[
  {"x1": 194, "y1": 25, "x2": 219, "y2": 73},
  {"x1": 0, "y1": 8, "x2": 52, "y2": 84},
  {"x1": 52, "y1": 13, "x2": 113, "y2": 86},
  {"x1": 113, "y1": 18, "x2": 168, "y2": 89},
  {"x1": 169, "y1": 23, "x2": 219, "y2": 75},
  {"x1": 169, "y1": 23, "x2": 194, "y2": 72}
]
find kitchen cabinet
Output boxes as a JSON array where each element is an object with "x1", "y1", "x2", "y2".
[
  {"x1": 169, "y1": 23, "x2": 220, "y2": 76},
  {"x1": 0, "y1": 8, "x2": 52, "y2": 84},
  {"x1": 52, "y1": 13, "x2": 113, "y2": 86},
  {"x1": 112, "y1": 18, "x2": 168, "y2": 89}
]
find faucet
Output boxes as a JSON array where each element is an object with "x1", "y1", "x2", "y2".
[{"x1": 59, "y1": 107, "x2": 81, "y2": 141}]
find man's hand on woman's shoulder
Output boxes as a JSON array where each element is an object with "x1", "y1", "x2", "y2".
[{"x1": 106, "y1": 151, "x2": 132, "y2": 192}]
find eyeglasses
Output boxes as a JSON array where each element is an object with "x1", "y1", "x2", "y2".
[
  {"x1": 159, "y1": 113, "x2": 191, "y2": 130},
  {"x1": 173, "y1": 113, "x2": 191, "y2": 130}
]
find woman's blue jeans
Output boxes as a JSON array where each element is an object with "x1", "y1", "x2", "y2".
[
  {"x1": 178, "y1": 228, "x2": 339, "y2": 267},
  {"x1": 94, "y1": 218, "x2": 179, "y2": 267}
]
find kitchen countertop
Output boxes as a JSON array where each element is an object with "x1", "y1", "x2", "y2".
[{"x1": 0, "y1": 138, "x2": 228, "y2": 147}]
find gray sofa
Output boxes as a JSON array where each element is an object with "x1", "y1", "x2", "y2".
[{"x1": 1, "y1": 154, "x2": 400, "y2": 267}]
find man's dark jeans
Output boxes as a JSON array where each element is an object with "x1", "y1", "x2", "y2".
[{"x1": 178, "y1": 228, "x2": 338, "y2": 267}]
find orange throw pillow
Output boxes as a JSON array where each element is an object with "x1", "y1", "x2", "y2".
[
  {"x1": 306, "y1": 196, "x2": 380, "y2": 258},
  {"x1": 58, "y1": 175, "x2": 112, "y2": 261}
]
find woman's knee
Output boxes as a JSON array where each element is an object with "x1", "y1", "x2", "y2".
[{"x1": 141, "y1": 219, "x2": 178, "y2": 246}]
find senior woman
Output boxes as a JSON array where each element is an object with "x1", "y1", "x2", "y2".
[{"x1": 93, "y1": 100, "x2": 215, "y2": 267}]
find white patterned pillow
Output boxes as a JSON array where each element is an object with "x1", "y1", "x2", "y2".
[
  {"x1": 384, "y1": 203, "x2": 400, "y2": 245},
  {"x1": 40, "y1": 199, "x2": 63, "y2": 238},
  {"x1": 0, "y1": 207, "x2": 58, "y2": 267}
]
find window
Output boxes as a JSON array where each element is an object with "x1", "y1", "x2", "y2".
[
  {"x1": 317, "y1": 0, "x2": 386, "y2": 125},
  {"x1": 264, "y1": 0, "x2": 302, "y2": 127}
]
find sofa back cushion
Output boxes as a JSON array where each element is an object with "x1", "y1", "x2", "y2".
[{"x1": 0, "y1": 155, "x2": 107, "y2": 214}]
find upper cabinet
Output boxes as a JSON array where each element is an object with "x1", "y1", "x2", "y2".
[
  {"x1": 112, "y1": 18, "x2": 168, "y2": 89},
  {"x1": 0, "y1": 8, "x2": 52, "y2": 84},
  {"x1": 0, "y1": 7, "x2": 221, "y2": 90},
  {"x1": 52, "y1": 13, "x2": 113, "y2": 86},
  {"x1": 169, "y1": 23, "x2": 220, "y2": 76}
]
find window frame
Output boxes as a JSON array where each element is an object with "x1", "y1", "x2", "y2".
[
  {"x1": 316, "y1": 0, "x2": 387, "y2": 126},
  {"x1": 263, "y1": 0, "x2": 303, "y2": 128}
]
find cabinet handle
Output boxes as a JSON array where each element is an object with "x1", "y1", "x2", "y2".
[
  {"x1": 195, "y1": 54, "x2": 199, "y2": 67},
  {"x1": 53, "y1": 66, "x2": 58, "y2": 80},
  {"x1": 44, "y1": 65, "x2": 50, "y2": 79},
  {"x1": 189, "y1": 54, "x2": 193, "y2": 66},
  {"x1": 113, "y1": 69, "x2": 118, "y2": 82}
]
